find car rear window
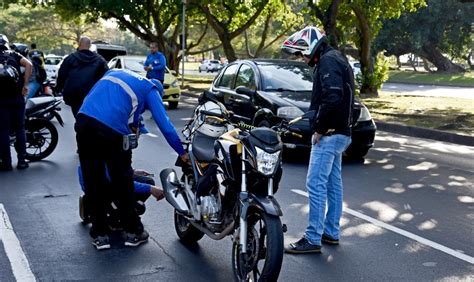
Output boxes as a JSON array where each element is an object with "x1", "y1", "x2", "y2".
[{"x1": 259, "y1": 63, "x2": 313, "y2": 91}]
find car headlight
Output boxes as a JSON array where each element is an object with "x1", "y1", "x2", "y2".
[
  {"x1": 277, "y1": 106, "x2": 304, "y2": 119},
  {"x1": 171, "y1": 80, "x2": 178, "y2": 88},
  {"x1": 255, "y1": 147, "x2": 280, "y2": 176},
  {"x1": 358, "y1": 105, "x2": 372, "y2": 122}
]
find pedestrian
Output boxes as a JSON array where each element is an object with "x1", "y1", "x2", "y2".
[
  {"x1": 144, "y1": 42, "x2": 166, "y2": 84},
  {"x1": 75, "y1": 68, "x2": 190, "y2": 250},
  {"x1": 29, "y1": 42, "x2": 44, "y2": 65},
  {"x1": 56, "y1": 36, "x2": 109, "y2": 118},
  {"x1": 282, "y1": 26, "x2": 355, "y2": 254},
  {"x1": 0, "y1": 34, "x2": 33, "y2": 171}
]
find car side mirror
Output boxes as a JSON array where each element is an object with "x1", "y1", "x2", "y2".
[{"x1": 235, "y1": 86, "x2": 256, "y2": 97}]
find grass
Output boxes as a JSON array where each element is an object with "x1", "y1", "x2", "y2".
[
  {"x1": 362, "y1": 91, "x2": 474, "y2": 136},
  {"x1": 387, "y1": 70, "x2": 474, "y2": 87},
  {"x1": 179, "y1": 79, "x2": 474, "y2": 136}
]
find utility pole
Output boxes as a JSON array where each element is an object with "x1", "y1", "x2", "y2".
[{"x1": 181, "y1": 0, "x2": 186, "y2": 87}]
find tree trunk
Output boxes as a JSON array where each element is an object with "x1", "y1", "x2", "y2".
[
  {"x1": 221, "y1": 35, "x2": 237, "y2": 62},
  {"x1": 420, "y1": 43, "x2": 465, "y2": 73},
  {"x1": 396, "y1": 56, "x2": 401, "y2": 69},
  {"x1": 352, "y1": 4, "x2": 378, "y2": 97},
  {"x1": 422, "y1": 57, "x2": 432, "y2": 72}
]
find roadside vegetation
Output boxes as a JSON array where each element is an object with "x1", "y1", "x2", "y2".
[{"x1": 387, "y1": 71, "x2": 474, "y2": 87}]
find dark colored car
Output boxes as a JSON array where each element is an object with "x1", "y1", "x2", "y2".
[{"x1": 208, "y1": 59, "x2": 376, "y2": 158}]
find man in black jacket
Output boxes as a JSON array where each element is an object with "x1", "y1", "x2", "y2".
[
  {"x1": 0, "y1": 34, "x2": 33, "y2": 171},
  {"x1": 56, "y1": 36, "x2": 109, "y2": 117},
  {"x1": 281, "y1": 27, "x2": 354, "y2": 254}
]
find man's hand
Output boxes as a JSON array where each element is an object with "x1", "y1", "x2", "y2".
[
  {"x1": 145, "y1": 65, "x2": 152, "y2": 71},
  {"x1": 180, "y1": 152, "x2": 191, "y2": 166},
  {"x1": 150, "y1": 186, "x2": 165, "y2": 202},
  {"x1": 22, "y1": 86, "x2": 29, "y2": 97},
  {"x1": 311, "y1": 129, "x2": 335, "y2": 145},
  {"x1": 133, "y1": 169, "x2": 153, "y2": 177}
]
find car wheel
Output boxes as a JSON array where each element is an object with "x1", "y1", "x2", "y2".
[{"x1": 168, "y1": 101, "x2": 178, "y2": 109}]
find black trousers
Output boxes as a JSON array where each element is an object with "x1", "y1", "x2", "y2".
[
  {"x1": 75, "y1": 114, "x2": 143, "y2": 238},
  {"x1": 0, "y1": 103, "x2": 26, "y2": 167}
]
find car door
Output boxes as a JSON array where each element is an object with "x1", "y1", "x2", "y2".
[
  {"x1": 211, "y1": 63, "x2": 239, "y2": 112},
  {"x1": 232, "y1": 63, "x2": 258, "y2": 122}
]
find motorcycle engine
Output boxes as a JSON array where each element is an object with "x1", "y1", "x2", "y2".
[{"x1": 200, "y1": 195, "x2": 221, "y2": 223}]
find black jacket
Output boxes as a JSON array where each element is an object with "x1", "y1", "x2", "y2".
[
  {"x1": 309, "y1": 45, "x2": 355, "y2": 136},
  {"x1": 56, "y1": 50, "x2": 108, "y2": 108},
  {"x1": 0, "y1": 50, "x2": 25, "y2": 105}
]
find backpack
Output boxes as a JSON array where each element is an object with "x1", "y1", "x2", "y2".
[
  {"x1": 35, "y1": 62, "x2": 47, "y2": 83},
  {"x1": 0, "y1": 51, "x2": 20, "y2": 97}
]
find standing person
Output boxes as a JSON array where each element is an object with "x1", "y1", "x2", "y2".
[
  {"x1": 144, "y1": 42, "x2": 166, "y2": 84},
  {"x1": 75, "y1": 69, "x2": 189, "y2": 250},
  {"x1": 56, "y1": 36, "x2": 109, "y2": 117},
  {"x1": 282, "y1": 26, "x2": 354, "y2": 254},
  {"x1": 29, "y1": 43, "x2": 44, "y2": 65},
  {"x1": 0, "y1": 34, "x2": 32, "y2": 171}
]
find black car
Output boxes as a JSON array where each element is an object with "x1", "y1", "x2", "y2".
[{"x1": 208, "y1": 59, "x2": 376, "y2": 158}]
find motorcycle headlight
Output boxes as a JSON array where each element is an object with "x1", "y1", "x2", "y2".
[
  {"x1": 277, "y1": 106, "x2": 304, "y2": 120},
  {"x1": 171, "y1": 80, "x2": 178, "y2": 88},
  {"x1": 358, "y1": 105, "x2": 372, "y2": 122},
  {"x1": 255, "y1": 147, "x2": 281, "y2": 176}
]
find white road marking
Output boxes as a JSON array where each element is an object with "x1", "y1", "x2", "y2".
[
  {"x1": 0, "y1": 204, "x2": 36, "y2": 281},
  {"x1": 291, "y1": 189, "x2": 474, "y2": 265}
]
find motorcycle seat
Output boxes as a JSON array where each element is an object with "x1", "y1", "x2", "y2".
[
  {"x1": 192, "y1": 132, "x2": 217, "y2": 163},
  {"x1": 25, "y1": 97, "x2": 56, "y2": 115}
]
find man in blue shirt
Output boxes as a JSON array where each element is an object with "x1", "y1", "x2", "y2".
[
  {"x1": 144, "y1": 42, "x2": 166, "y2": 84},
  {"x1": 75, "y1": 69, "x2": 189, "y2": 250}
]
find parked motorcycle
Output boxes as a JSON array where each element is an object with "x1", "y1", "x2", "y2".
[
  {"x1": 160, "y1": 90, "x2": 302, "y2": 281},
  {"x1": 10, "y1": 97, "x2": 63, "y2": 161}
]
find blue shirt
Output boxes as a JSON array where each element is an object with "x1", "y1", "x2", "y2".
[
  {"x1": 144, "y1": 51, "x2": 166, "y2": 81},
  {"x1": 79, "y1": 69, "x2": 184, "y2": 156}
]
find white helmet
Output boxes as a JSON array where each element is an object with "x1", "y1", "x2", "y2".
[
  {"x1": 281, "y1": 26, "x2": 327, "y2": 67},
  {"x1": 196, "y1": 101, "x2": 227, "y2": 138}
]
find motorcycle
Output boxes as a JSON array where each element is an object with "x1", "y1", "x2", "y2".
[
  {"x1": 10, "y1": 96, "x2": 64, "y2": 161},
  {"x1": 160, "y1": 89, "x2": 302, "y2": 281}
]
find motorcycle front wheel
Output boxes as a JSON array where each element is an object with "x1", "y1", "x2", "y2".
[
  {"x1": 24, "y1": 118, "x2": 58, "y2": 161},
  {"x1": 232, "y1": 210, "x2": 284, "y2": 282}
]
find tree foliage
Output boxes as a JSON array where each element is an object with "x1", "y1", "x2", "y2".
[{"x1": 375, "y1": 0, "x2": 473, "y2": 73}]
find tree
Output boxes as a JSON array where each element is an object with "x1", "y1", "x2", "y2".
[
  {"x1": 54, "y1": 0, "x2": 219, "y2": 71},
  {"x1": 193, "y1": 0, "x2": 271, "y2": 62},
  {"x1": 375, "y1": 0, "x2": 473, "y2": 73}
]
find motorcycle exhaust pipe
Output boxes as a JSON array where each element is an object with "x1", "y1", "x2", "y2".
[
  {"x1": 189, "y1": 220, "x2": 235, "y2": 240},
  {"x1": 160, "y1": 168, "x2": 190, "y2": 215}
]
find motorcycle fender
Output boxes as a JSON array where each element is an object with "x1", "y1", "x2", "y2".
[
  {"x1": 54, "y1": 112, "x2": 64, "y2": 127},
  {"x1": 248, "y1": 194, "x2": 282, "y2": 217}
]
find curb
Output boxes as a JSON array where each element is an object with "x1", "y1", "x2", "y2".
[
  {"x1": 375, "y1": 121, "x2": 474, "y2": 147},
  {"x1": 181, "y1": 91, "x2": 474, "y2": 147}
]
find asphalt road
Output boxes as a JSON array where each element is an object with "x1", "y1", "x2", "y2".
[{"x1": 0, "y1": 96, "x2": 473, "y2": 281}]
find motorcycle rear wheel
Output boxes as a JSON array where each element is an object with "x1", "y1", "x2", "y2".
[
  {"x1": 232, "y1": 210, "x2": 284, "y2": 282},
  {"x1": 174, "y1": 210, "x2": 204, "y2": 244},
  {"x1": 24, "y1": 118, "x2": 58, "y2": 161}
]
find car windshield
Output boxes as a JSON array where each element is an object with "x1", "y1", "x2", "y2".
[
  {"x1": 124, "y1": 57, "x2": 146, "y2": 73},
  {"x1": 45, "y1": 57, "x2": 62, "y2": 65},
  {"x1": 259, "y1": 63, "x2": 313, "y2": 92}
]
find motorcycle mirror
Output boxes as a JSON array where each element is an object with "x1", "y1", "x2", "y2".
[{"x1": 235, "y1": 86, "x2": 256, "y2": 97}]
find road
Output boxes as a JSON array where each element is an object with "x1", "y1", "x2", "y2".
[{"x1": 0, "y1": 95, "x2": 473, "y2": 281}]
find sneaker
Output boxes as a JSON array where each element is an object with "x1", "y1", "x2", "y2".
[
  {"x1": 92, "y1": 235, "x2": 111, "y2": 250},
  {"x1": 321, "y1": 234, "x2": 339, "y2": 245},
  {"x1": 284, "y1": 237, "x2": 321, "y2": 254},
  {"x1": 124, "y1": 230, "x2": 149, "y2": 247},
  {"x1": 17, "y1": 160, "x2": 29, "y2": 170}
]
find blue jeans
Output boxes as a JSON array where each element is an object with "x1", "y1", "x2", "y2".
[
  {"x1": 304, "y1": 134, "x2": 351, "y2": 245},
  {"x1": 27, "y1": 81, "x2": 40, "y2": 99}
]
